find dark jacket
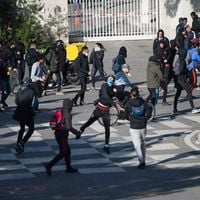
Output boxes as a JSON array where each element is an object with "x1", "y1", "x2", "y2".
[
  {"x1": 98, "y1": 83, "x2": 115, "y2": 107},
  {"x1": 89, "y1": 49, "x2": 104, "y2": 69},
  {"x1": 75, "y1": 53, "x2": 89, "y2": 78},
  {"x1": 175, "y1": 31, "x2": 185, "y2": 49},
  {"x1": 184, "y1": 31, "x2": 194, "y2": 49},
  {"x1": 0, "y1": 47, "x2": 9, "y2": 80},
  {"x1": 5, "y1": 47, "x2": 17, "y2": 68},
  {"x1": 117, "y1": 47, "x2": 127, "y2": 67},
  {"x1": 147, "y1": 56, "x2": 163, "y2": 88},
  {"x1": 178, "y1": 48, "x2": 188, "y2": 75},
  {"x1": 46, "y1": 48, "x2": 59, "y2": 72},
  {"x1": 13, "y1": 86, "x2": 35, "y2": 122},
  {"x1": 26, "y1": 48, "x2": 38, "y2": 67},
  {"x1": 57, "y1": 45, "x2": 66, "y2": 70},
  {"x1": 55, "y1": 99, "x2": 79, "y2": 137},
  {"x1": 191, "y1": 15, "x2": 200, "y2": 34},
  {"x1": 125, "y1": 96, "x2": 152, "y2": 129},
  {"x1": 153, "y1": 30, "x2": 170, "y2": 56}
]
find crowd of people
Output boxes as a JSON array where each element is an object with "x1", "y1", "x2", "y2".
[{"x1": 1, "y1": 11, "x2": 200, "y2": 175}]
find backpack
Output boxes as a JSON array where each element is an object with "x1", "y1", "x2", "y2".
[
  {"x1": 49, "y1": 109, "x2": 64, "y2": 131},
  {"x1": 131, "y1": 103, "x2": 145, "y2": 117},
  {"x1": 173, "y1": 58, "x2": 181, "y2": 76},
  {"x1": 112, "y1": 56, "x2": 121, "y2": 73}
]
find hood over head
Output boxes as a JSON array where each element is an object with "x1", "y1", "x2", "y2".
[
  {"x1": 63, "y1": 98, "x2": 73, "y2": 112},
  {"x1": 118, "y1": 46, "x2": 127, "y2": 57},
  {"x1": 178, "y1": 48, "x2": 187, "y2": 60}
]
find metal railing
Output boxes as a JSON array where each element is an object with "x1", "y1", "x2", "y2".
[{"x1": 68, "y1": 0, "x2": 159, "y2": 42}]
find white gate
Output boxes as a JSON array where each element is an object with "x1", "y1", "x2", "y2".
[{"x1": 68, "y1": 0, "x2": 159, "y2": 42}]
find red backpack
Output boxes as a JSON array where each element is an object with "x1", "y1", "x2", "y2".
[{"x1": 49, "y1": 109, "x2": 64, "y2": 130}]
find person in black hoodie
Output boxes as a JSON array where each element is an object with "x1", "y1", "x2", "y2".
[
  {"x1": 153, "y1": 29, "x2": 169, "y2": 57},
  {"x1": 79, "y1": 75, "x2": 116, "y2": 154},
  {"x1": 25, "y1": 41, "x2": 38, "y2": 77},
  {"x1": 44, "y1": 98, "x2": 80, "y2": 176},
  {"x1": 191, "y1": 12, "x2": 200, "y2": 36},
  {"x1": 172, "y1": 48, "x2": 200, "y2": 115},
  {"x1": 125, "y1": 87, "x2": 152, "y2": 169},
  {"x1": 73, "y1": 46, "x2": 90, "y2": 106},
  {"x1": 89, "y1": 42, "x2": 106, "y2": 90},
  {"x1": 0, "y1": 44, "x2": 11, "y2": 109},
  {"x1": 13, "y1": 78, "x2": 35, "y2": 153}
]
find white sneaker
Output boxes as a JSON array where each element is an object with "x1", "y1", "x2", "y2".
[
  {"x1": 56, "y1": 91, "x2": 64, "y2": 95},
  {"x1": 191, "y1": 108, "x2": 200, "y2": 114}
]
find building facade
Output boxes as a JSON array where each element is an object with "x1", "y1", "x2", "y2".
[{"x1": 39, "y1": 0, "x2": 196, "y2": 43}]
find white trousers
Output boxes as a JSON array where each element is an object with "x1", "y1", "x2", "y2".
[{"x1": 130, "y1": 128, "x2": 146, "y2": 164}]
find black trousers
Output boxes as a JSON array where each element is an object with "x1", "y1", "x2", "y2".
[
  {"x1": 173, "y1": 75, "x2": 194, "y2": 110},
  {"x1": 74, "y1": 76, "x2": 87, "y2": 102},
  {"x1": 48, "y1": 131, "x2": 72, "y2": 170},
  {"x1": 17, "y1": 118, "x2": 34, "y2": 145},
  {"x1": 162, "y1": 67, "x2": 170, "y2": 102},
  {"x1": 147, "y1": 88, "x2": 159, "y2": 106},
  {"x1": 81, "y1": 107, "x2": 110, "y2": 145},
  {"x1": 91, "y1": 66, "x2": 105, "y2": 87},
  {"x1": 17, "y1": 61, "x2": 25, "y2": 85}
]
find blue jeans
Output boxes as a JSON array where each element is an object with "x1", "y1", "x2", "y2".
[{"x1": 0, "y1": 79, "x2": 11, "y2": 105}]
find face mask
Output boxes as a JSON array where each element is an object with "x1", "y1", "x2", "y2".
[
  {"x1": 94, "y1": 46, "x2": 101, "y2": 52},
  {"x1": 107, "y1": 79, "x2": 113, "y2": 86},
  {"x1": 84, "y1": 52, "x2": 89, "y2": 56}
]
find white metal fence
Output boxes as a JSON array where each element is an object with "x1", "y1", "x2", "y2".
[{"x1": 68, "y1": 0, "x2": 159, "y2": 42}]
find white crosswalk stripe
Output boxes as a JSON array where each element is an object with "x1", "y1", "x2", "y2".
[{"x1": 1, "y1": 114, "x2": 200, "y2": 181}]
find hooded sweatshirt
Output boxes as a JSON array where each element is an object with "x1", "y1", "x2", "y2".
[
  {"x1": 125, "y1": 96, "x2": 152, "y2": 129},
  {"x1": 62, "y1": 98, "x2": 79, "y2": 136}
]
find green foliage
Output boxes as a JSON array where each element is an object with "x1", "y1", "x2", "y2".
[{"x1": 0, "y1": 0, "x2": 54, "y2": 49}]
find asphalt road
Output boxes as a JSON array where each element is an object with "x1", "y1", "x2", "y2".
[{"x1": 0, "y1": 40, "x2": 200, "y2": 200}]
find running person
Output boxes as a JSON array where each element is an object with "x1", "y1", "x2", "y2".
[{"x1": 79, "y1": 75, "x2": 117, "y2": 154}]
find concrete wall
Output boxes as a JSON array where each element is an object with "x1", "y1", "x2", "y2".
[{"x1": 159, "y1": 0, "x2": 193, "y2": 40}]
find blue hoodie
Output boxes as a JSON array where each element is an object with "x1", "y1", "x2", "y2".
[{"x1": 187, "y1": 48, "x2": 200, "y2": 71}]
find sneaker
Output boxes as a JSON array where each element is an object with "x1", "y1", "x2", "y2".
[
  {"x1": 44, "y1": 163, "x2": 52, "y2": 177},
  {"x1": 162, "y1": 101, "x2": 171, "y2": 106},
  {"x1": 80, "y1": 101, "x2": 87, "y2": 106},
  {"x1": 103, "y1": 145, "x2": 110, "y2": 154},
  {"x1": 3, "y1": 103, "x2": 8, "y2": 109},
  {"x1": 15, "y1": 142, "x2": 24, "y2": 153},
  {"x1": 66, "y1": 167, "x2": 78, "y2": 173},
  {"x1": 172, "y1": 109, "x2": 178, "y2": 115},
  {"x1": 138, "y1": 162, "x2": 146, "y2": 169},
  {"x1": 56, "y1": 91, "x2": 64, "y2": 95},
  {"x1": 42, "y1": 90, "x2": 47, "y2": 96},
  {"x1": 191, "y1": 108, "x2": 200, "y2": 114},
  {"x1": 33, "y1": 108, "x2": 40, "y2": 113},
  {"x1": 75, "y1": 131, "x2": 81, "y2": 139},
  {"x1": 79, "y1": 127, "x2": 85, "y2": 134},
  {"x1": 72, "y1": 98, "x2": 78, "y2": 106}
]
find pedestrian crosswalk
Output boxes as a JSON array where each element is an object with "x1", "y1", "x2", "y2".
[{"x1": 0, "y1": 114, "x2": 200, "y2": 181}]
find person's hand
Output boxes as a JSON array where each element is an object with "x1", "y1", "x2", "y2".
[
  {"x1": 8, "y1": 67, "x2": 12, "y2": 71},
  {"x1": 113, "y1": 88, "x2": 117, "y2": 93},
  {"x1": 47, "y1": 70, "x2": 51, "y2": 74},
  {"x1": 88, "y1": 75, "x2": 92, "y2": 80}
]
